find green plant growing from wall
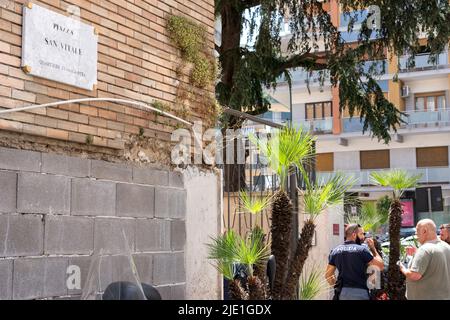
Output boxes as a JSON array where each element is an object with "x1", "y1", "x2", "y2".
[
  {"x1": 167, "y1": 15, "x2": 216, "y2": 89},
  {"x1": 85, "y1": 134, "x2": 93, "y2": 145},
  {"x1": 167, "y1": 15, "x2": 219, "y2": 130}
]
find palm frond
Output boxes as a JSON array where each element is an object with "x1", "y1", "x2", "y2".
[
  {"x1": 206, "y1": 230, "x2": 239, "y2": 280},
  {"x1": 236, "y1": 230, "x2": 270, "y2": 277},
  {"x1": 207, "y1": 228, "x2": 270, "y2": 279},
  {"x1": 303, "y1": 173, "x2": 355, "y2": 219},
  {"x1": 298, "y1": 263, "x2": 330, "y2": 300},
  {"x1": 370, "y1": 170, "x2": 422, "y2": 199},
  {"x1": 239, "y1": 190, "x2": 272, "y2": 214},
  {"x1": 249, "y1": 126, "x2": 315, "y2": 189},
  {"x1": 346, "y1": 202, "x2": 384, "y2": 233}
]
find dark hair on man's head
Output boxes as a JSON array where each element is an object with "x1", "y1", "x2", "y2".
[{"x1": 345, "y1": 223, "x2": 361, "y2": 239}]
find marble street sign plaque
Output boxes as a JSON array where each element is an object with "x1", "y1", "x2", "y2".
[{"x1": 21, "y1": 3, "x2": 98, "y2": 90}]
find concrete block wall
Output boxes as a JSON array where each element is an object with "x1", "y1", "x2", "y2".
[{"x1": 0, "y1": 146, "x2": 187, "y2": 300}]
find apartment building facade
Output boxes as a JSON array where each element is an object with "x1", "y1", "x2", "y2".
[{"x1": 264, "y1": 1, "x2": 450, "y2": 228}]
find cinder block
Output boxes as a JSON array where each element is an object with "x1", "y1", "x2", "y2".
[
  {"x1": 155, "y1": 285, "x2": 172, "y2": 300},
  {"x1": 0, "y1": 171, "x2": 17, "y2": 213},
  {"x1": 171, "y1": 284, "x2": 186, "y2": 300},
  {"x1": 169, "y1": 171, "x2": 184, "y2": 188},
  {"x1": 154, "y1": 187, "x2": 169, "y2": 218},
  {"x1": 171, "y1": 220, "x2": 186, "y2": 251},
  {"x1": 0, "y1": 147, "x2": 41, "y2": 172},
  {"x1": 13, "y1": 257, "x2": 68, "y2": 300},
  {"x1": 136, "y1": 219, "x2": 170, "y2": 252},
  {"x1": 116, "y1": 184, "x2": 154, "y2": 217},
  {"x1": 91, "y1": 160, "x2": 132, "y2": 182},
  {"x1": 94, "y1": 218, "x2": 135, "y2": 254},
  {"x1": 44, "y1": 216, "x2": 94, "y2": 255},
  {"x1": 132, "y1": 167, "x2": 168, "y2": 186},
  {"x1": 41, "y1": 152, "x2": 90, "y2": 177},
  {"x1": 155, "y1": 188, "x2": 186, "y2": 219},
  {"x1": 67, "y1": 256, "x2": 92, "y2": 296},
  {"x1": 153, "y1": 252, "x2": 185, "y2": 286},
  {"x1": 81, "y1": 255, "x2": 146, "y2": 294},
  {"x1": 132, "y1": 253, "x2": 153, "y2": 285},
  {"x1": 17, "y1": 172, "x2": 71, "y2": 214},
  {"x1": 0, "y1": 260, "x2": 13, "y2": 299},
  {"x1": 71, "y1": 179, "x2": 116, "y2": 216},
  {"x1": 169, "y1": 189, "x2": 186, "y2": 219},
  {"x1": 0, "y1": 215, "x2": 44, "y2": 257}
]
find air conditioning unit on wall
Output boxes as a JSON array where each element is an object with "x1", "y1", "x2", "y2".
[{"x1": 401, "y1": 86, "x2": 410, "y2": 98}]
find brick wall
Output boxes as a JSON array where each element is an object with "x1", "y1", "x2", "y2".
[
  {"x1": 0, "y1": 0, "x2": 215, "y2": 163},
  {"x1": 0, "y1": 147, "x2": 187, "y2": 300}
]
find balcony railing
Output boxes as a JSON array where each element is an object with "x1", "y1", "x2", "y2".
[
  {"x1": 399, "y1": 52, "x2": 449, "y2": 72},
  {"x1": 277, "y1": 68, "x2": 330, "y2": 85},
  {"x1": 317, "y1": 167, "x2": 450, "y2": 186},
  {"x1": 401, "y1": 109, "x2": 450, "y2": 127},
  {"x1": 297, "y1": 117, "x2": 333, "y2": 134},
  {"x1": 342, "y1": 117, "x2": 366, "y2": 133}
]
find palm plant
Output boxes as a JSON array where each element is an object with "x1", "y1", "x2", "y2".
[
  {"x1": 250, "y1": 126, "x2": 315, "y2": 299},
  {"x1": 298, "y1": 263, "x2": 331, "y2": 300},
  {"x1": 207, "y1": 228, "x2": 270, "y2": 300},
  {"x1": 282, "y1": 173, "x2": 354, "y2": 299},
  {"x1": 346, "y1": 201, "x2": 388, "y2": 234},
  {"x1": 370, "y1": 170, "x2": 422, "y2": 300},
  {"x1": 238, "y1": 190, "x2": 272, "y2": 215}
]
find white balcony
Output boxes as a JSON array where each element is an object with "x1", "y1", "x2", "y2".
[
  {"x1": 297, "y1": 117, "x2": 333, "y2": 134},
  {"x1": 399, "y1": 52, "x2": 449, "y2": 72},
  {"x1": 401, "y1": 109, "x2": 450, "y2": 128},
  {"x1": 317, "y1": 167, "x2": 450, "y2": 187}
]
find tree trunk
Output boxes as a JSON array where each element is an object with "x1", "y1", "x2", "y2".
[
  {"x1": 219, "y1": 2, "x2": 242, "y2": 92},
  {"x1": 248, "y1": 276, "x2": 266, "y2": 300},
  {"x1": 283, "y1": 219, "x2": 316, "y2": 300},
  {"x1": 387, "y1": 199, "x2": 406, "y2": 300},
  {"x1": 229, "y1": 279, "x2": 247, "y2": 300},
  {"x1": 270, "y1": 189, "x2": 293, "y2": 299}
]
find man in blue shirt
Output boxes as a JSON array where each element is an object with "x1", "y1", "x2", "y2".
[{"x1": 325, "y1": 224, "x2": 385, "y2": 300}]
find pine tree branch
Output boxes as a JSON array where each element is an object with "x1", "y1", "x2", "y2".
[{"x1": 274, "y1": 52, "x2": 328, "y2": 76}]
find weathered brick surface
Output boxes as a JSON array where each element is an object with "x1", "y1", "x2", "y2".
[{"x1": 0, "y1": 0, "x2": 215, "y2": 157}]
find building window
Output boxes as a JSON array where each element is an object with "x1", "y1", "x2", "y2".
[
  {"x1": 415, "y1": 92, "x2": 446, "y2": 111},
  {"x1": 305, "y1": 101, "x2": 332, "y2": 120},
  {"x1": 316, "y1": 153, "x2": 334, "y2": 172},
  {"x1": 416, "y1": 146, "x2": 449, "y2": 167},
  {"x1": 360, "y1": 150, "x2": 390, "y2": 170}
]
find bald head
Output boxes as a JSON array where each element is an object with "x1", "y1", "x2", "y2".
[{"x1": 416, "y1": 219, "x2": 438, "y2": 244}]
